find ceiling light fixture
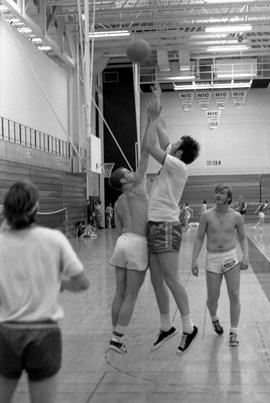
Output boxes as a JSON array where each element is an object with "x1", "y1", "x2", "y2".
[
  {"x1": 217, "y1": 73, "x2": 256, "y2": 79},
  {"x1": 165, "y1": 75, "x2": 195, "y2": 81},
  {"x1": 205, "y1": 0, "x2": 254, "y2": 3},
  {"x1": 89, "y1": 30, "x2": 130, "y2": 38},
  {"x1": 17, "y1": 26, "x2": 32, "y2": 34},
  {"x1": 37, "y1": 45, "x2": 52, "y2": 51},
  {"x1": 206, "y1": 25, "x2": 252, "y2": 34},
  {"x1": 207, "y1": 45, "x2": 248, "y2": 52},
  {"x1": 31, "y1": 37, "x2": 43, "y2": 44},
  {"x1": 0, "y1": 5, "x2": 8, "y2": 12},
  {"x1": 173, "y1": 80, "x2": 252, "y2": 91}
]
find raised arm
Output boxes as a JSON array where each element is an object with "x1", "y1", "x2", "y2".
[
  {"x1": 151, "y1": 83, "x2": 170, "y2": 150},
  {"x1": 132, "y1": 118, "x2": 151, "y2": 187},
  {"x1": 145, "y1": 97, "x2": 167, "y2": 165}
]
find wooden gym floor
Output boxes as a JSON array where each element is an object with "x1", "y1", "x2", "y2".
[{"x1": 12, "y1": 223, "x2": 270, "y2": 403}]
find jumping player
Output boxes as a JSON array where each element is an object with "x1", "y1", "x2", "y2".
[
  {"x1": 108, "y1": 100, "x2": 161, "y2": 354},
  {"x1": 146, "y1": 84, "x2": 200, "y2": 354}
]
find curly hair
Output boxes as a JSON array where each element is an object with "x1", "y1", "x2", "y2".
[
  {"x1": 3, "y1": 180, "x2": 39, "y2": 229},
  {"x1": 108, "y1": 167, "x2": 128, "y2": 191},
  {"x1": 178, "y1": 136, "x2": 200, "y2": 164}
]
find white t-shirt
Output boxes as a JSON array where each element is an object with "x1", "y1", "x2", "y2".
[
  {"x1": 148, "y1": 146, "x2": 188, "y2": 222},
  {"x1": 0, "y1": 226, "x2": 83, "y2": 323}
]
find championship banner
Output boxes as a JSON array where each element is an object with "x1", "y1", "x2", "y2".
[
  {"x1": 206, "y1": 110, "x2": 221, "y2": 129},
  {"x1": 196, "y1": 90, "x2": 212, "y2": 111},
  {"x1": 213, "y1": 89, "x2": 230, "y2": 110},
  {"x1": 177, "y1": 91, "x2": 194, "y2": 112},
  {"x1": 231, "y1": 88, "x2": 248, "y2": 109}
]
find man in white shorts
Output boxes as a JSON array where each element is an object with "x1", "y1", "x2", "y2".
[
  {"x1": 191, "y1": 184, "x2": 249, "y2": 346},
  {"x1": 108, "y1": 98, "x2": 161, "y2": 354}
]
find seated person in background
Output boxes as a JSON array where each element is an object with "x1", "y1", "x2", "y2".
[
  {"x1": 81, "y1": 223, "x2": 97, "y2": 239},
  {"x1": 75, "y1": 221, "x2": 85, "y2": 237}
]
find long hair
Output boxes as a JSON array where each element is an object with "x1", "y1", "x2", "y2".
[
  {"x1": 3, "y1": 180, "x2": 39, "y2": 229},
  {"x1": 214, "y1": 184, "x2": 233, "y2": 205}
]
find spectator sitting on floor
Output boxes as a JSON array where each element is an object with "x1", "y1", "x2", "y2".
[
  {"x1": 75, "y1": 221, "x2": 85, "y2": 237},
  {"x1": 81, "y1": 224, "x2": 97, "y2": 239}
]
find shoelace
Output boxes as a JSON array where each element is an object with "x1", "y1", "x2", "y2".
[
  {"x1": 213, "y1": 320, "x2": 222, "y2": 331},
  {"x1": 230, "y1": 333, "x2": 238, "y2": 343}
]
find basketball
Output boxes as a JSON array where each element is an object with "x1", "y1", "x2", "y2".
[{"x1": 126, "y1": 38, "x2": 151, "y2": 64}]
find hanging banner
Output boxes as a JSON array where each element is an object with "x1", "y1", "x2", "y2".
[
  {"x1": 177, "y1": 91, "x2": 194, "y2": 112},
  {"x1": 231, "y1": 88, "x2": 248, "y2": 109},
  {"x1": 213, "y1": 89, "x2": 230, "y2": 110},
  {"x1": 196, "y1": 90, "x2": 212, "y2": 110},
  {"x1": 206, "y1": 110, "x2": 221, "y2": 129}
]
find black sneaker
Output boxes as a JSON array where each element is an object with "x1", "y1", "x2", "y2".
[
  {"x1": 109, "y1": 339, "x2": 127, "y2": 354},
  {"x1": 176, "y1": 326, "x2": 198, "y2": 355},
  {"x1": 151, "y1": 326, "x2": 178, "y2": 351},
  {"x1": 212, "y1": 319, "x2": 224, "y2": 335}
]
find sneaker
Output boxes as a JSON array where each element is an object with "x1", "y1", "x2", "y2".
[
  {"x1": 212, "y1": 319, "x2": 224, "y2": 335},
  {"x1": 229, "y1": 332, "x2": 239, "y2": 347},
  {"x1": 151, "y1": 326, "x2": 178, "y2": 351},
  {"x1": 176, "y1": 326, "x2": 198, "y2": 355},
  {"x1": 109, "y1": 339, "x2": 127, "y2": 354}
]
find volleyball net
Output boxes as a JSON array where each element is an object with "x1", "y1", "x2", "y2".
[{"x1": 37, "y1": 207, "x2": 68, "y2": 236}]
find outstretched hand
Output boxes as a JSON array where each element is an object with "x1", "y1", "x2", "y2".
[
  {"x1": 146, "y1": 97, "x2": 162, "y2": 122},
  {"x1": 150, "y1": 82, "x2": 162, "y2": 103}
]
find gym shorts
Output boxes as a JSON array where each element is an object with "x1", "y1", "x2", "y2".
[
  {"x1": 206, "y1": 248, "x2": 240, "y2": 274},
  {"x1": 147, "y1": 221, "x2": 182, "y2": 254},
  {"x1": 109, "y1": 232, "x2": 148, "y2": 271},
  {"x1": 0, "y1": 322, "x2": 62, "y2": 381}
]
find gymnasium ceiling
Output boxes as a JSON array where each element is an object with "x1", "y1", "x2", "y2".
[{"x1": 1, "y1": 1, "x2": 270, "y2": 88}]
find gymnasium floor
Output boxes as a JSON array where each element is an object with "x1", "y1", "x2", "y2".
[{"x1": 13, "y1": 224, "x2": 270, "y2": 403}]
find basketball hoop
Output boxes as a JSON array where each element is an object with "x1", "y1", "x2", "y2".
[{"x1": 96, "y1": 162, "x2": 115, "y2": 178}]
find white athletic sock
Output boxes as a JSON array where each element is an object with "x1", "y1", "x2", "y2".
[
  {"x1": 230, "y1": 327, "x2": 238, "y2": 334},
  {"x1": 211, "y1": 315, "x2": 219, "y2": 322},
  {"x1": 160, "y1": 313, "x2": 172, "y2": 331},
  {"x1": 112, "y1": 324, "x2": 127, "y2": 342},
  {"x1": 181, "y1": 314, "x2": 194, "y2": 334}
]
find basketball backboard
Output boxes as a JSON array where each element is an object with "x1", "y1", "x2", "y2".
[{"x1": 88, "y1": 134, "x2": 101, "y2": 174}]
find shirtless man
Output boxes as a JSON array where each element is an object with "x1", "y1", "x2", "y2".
[
  {"x1": 191, "y1": 184, "x2": 249, "y2": 346},
  {"x1": 107, "y1": 102, "x2": 160, "y2": 354}
]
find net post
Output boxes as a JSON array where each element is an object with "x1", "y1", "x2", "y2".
[{"x1": 65, "y1": 207, "x2": 68, "y2": 237}]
